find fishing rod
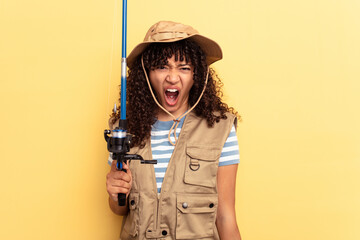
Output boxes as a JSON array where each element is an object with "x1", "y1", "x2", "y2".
[{"x1": 104, "y1": 0, "x2": 157, "y2": 206}]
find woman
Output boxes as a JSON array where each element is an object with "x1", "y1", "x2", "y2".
[{"x1": 106, "y1": 21, "x2": 241, "y2": 240}]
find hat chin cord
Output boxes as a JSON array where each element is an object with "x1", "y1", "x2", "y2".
[{"x1": 141, "y1": 55, "x2": 209, "y2": 146}]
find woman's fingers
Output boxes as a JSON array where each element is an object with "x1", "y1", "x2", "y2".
[
  {"x1": 106, "y1": 160, "x2": 133, "y2": 199},
  {"x1": 111, "y1": 170, "x2": 131, "y2": 182},
  {"x1": 109, "y1": 161, "x2": 132, "y2": 182},
  {"x1": 107, "y1": 181, "x2": 131, "y2": 196},
  {"x1": 110, "y1": 179, "x2": 131, "y2": 189},
  {"x1": 108, "y1": 186, "x2": 131, "y2": 194}
]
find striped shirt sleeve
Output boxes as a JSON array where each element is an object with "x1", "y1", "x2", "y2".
[{"x1": 219, "y1": 125, "x2": 240, "y2": 166}]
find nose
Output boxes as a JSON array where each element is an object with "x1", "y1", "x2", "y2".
[{"x1": 166, "y1": 68, "x2": 180, "y2": 84}]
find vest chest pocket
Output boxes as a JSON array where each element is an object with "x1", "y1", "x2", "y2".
[
  {"x1": 176, "y1": 194, "x2": 218, "y2": 239},
  {"x1": 120, "y1": 193, "x2": 139, "y2": 239},
  {"x1": 184, "y1": 146, "x2": 221, "y2": 188}
]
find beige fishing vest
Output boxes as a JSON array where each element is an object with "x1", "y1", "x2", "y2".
[{"x1": 120, "y1": 112, "x2": 236, "y2": 240}]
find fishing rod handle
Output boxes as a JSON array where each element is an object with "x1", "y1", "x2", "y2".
[{"x1": 116, "y1": 161, "x2": 127, "y2": 206}]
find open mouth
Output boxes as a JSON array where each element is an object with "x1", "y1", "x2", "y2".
[{"x1": 164, "y1": 88, "x2": 179, "y2": 106}]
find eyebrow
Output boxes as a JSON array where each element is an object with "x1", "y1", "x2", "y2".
[{"x1": 170, "y1": 63, "x2": 191, "y2": 67}]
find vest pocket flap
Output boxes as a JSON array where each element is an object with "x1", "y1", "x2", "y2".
[
  {"x1": 128, "y1": 192, "x2": 139, "y2": 210},
  {"x1": 176, "y1": 194, "x2": 218, "y2": 239},
  {"x1": 186, "y1": 146, "x2": 221, "y2": 161},
  {"x1": 177, "y1": 194, "x2": 218, "y2": 214}
]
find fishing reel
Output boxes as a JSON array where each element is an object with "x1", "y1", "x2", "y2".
[{"x1": 104, "y1": 119, "x2": 157, "y2": 206}]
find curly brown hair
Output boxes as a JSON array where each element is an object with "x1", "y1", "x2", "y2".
[{"x1": 111, "y1": 39, "x2": 239, "y2": 147}]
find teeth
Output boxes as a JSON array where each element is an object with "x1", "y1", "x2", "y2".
[{"x1": 166, "y1": 89, "x2": 178, "y2": 92}]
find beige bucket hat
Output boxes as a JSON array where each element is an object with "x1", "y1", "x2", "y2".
[{"x1": 127, "y1": 21, "x2": 223, "y2": 67}]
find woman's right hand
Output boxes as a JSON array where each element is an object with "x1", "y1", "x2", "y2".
[{"x1": 106, "y1": 160, "x2": 133, "y2": 203}]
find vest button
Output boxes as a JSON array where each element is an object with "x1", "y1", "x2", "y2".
[
  {"x1": 162, "y1": 230, "x2": 167, "y2": 236},
  {"x1": 209, "y1": 203, "x2": 214, "y2": 208},
  {"x1": 130, "y1": 200, "x2": 135, "y2": 206},
  {"x1": 182, "y1": 202, "x2": 188, "y2": 209}
]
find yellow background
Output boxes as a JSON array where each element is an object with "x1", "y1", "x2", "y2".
[{"x1": 1, "y1": 0, "x2": 359, "y2": 239}]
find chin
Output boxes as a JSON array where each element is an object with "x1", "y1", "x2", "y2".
[{"x1": 165, "y1": 107, "x2": 178, "y2": 114}]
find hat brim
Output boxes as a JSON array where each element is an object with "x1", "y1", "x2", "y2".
[{"x1": 127, "y1": 34, "x2": 222, "y2": 68}]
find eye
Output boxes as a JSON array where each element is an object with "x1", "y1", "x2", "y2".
[
  {"x1": 156, "y1": 65, "x2": 168, "y2": 70},
  {"x1": 180, "y1": 67, "x2": 191, "y2": 71}
]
